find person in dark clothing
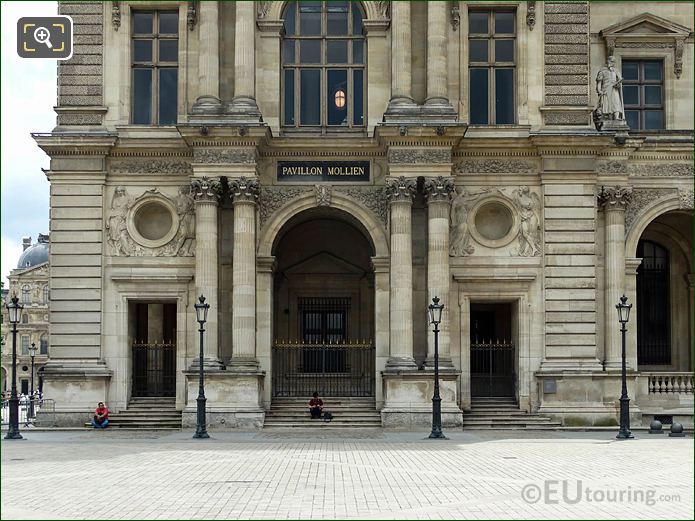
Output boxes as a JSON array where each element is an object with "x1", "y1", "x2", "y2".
[{"x1": 308, "y1": 392, "x2": 323, "y2": 419}]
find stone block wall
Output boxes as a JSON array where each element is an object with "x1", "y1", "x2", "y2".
[
  {"x1": 543, "y1": 2, "x2": 591, "y2": 126},
  {"x1": 56, "y1": 1, "x2": 105, "y2": 127}
]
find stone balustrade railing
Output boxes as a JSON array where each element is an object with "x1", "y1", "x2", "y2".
[{"x1": 646, "y1": 373, "x2": 694, "y2": 394}]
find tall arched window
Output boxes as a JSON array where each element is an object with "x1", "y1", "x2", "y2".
[
  {"x1": 21, "y1": 285, "x2": 31, "y2": 304},
  {"x1": 636, "y1": 240, "x2": 670, "y2": 365},
  {"x1": 282, "y1": 1, "x2": 365, "y2": 130}
]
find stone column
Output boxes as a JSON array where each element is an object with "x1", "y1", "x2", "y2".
[
  {"x1": 426, "y1": 1, "x2": 448, "y2": 103},
  {"x1": 191, "y1": 1, "x2": 221, "y2": 113},
  {"x1": 424, "y1": 176, "x2": 454, "y2": 368},
  {"x1": 228, "y1": 1, "x2": 261, "y2": 117},
  {"x1": 229, "y1": 177, "x2": 260, "y2": 369},
  {"x1": 191, "y1": 177, "x2": 223, "y2": 367},
  {"x1": 598, "y1": 186, "x2": 632, "y2": 370},
  {"x1": 386, "y1": 1, "x2": 415, "y2": 112},
  {"x1": 385, "y1": 176, "x2": 417, "y2": 370}
]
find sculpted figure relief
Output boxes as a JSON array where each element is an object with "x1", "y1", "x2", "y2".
[
  {"x1": 593, "y1": 56, "x2": 626, "y2": 129},
  {"x1": 106, "y1": 186, "x2": 139, "y2": 256},
  {"x1": 449, "y1": 187, "x2": 490, "y2": 256},
  {"x1": 169, "y1": 185, "x2": 196, "y2": 256},
  {"x1": 513, "y1": 186, "x2": 542, "y2": 257}
]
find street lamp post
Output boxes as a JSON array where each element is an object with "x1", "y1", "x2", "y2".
[
  {"x1": 428, "y1": 296, "x2": 446, "y2": 439},
  {"x1": 5, "y1": 295, "x2": 24, "y2": 439},
  {"x1": 616, "y1": 294, "x2": 634, "y2": 440},
  {"x1": 28, "y1": 342, "x2": 37, "y2": 420},
  {"x1": 193, "y1": 295, "x2": 210, "y2": 439}
]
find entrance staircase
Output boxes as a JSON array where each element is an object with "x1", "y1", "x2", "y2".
[
  {"x1": 463, "y1": 397, "x2": 562, "y2": 430},
  {"x1": 90, "y1": 397, "x2": 182, "y2": 429},
  {"x1": 264, "y1": 397, "x2": 382, "y2": 428}
]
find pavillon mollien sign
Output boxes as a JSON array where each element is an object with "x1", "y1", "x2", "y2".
[{"x1": 277, "y1": 161, "x2": 370, "y2": 182}]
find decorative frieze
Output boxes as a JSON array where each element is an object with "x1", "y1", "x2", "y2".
[
  {"x1": 193, "y1": 148, "x2": 257, "y2": 164},
  {"x1": 230, "y1": 177, "x2": 260, "y2": 204},
  {"x1": 387, "y1": 149, "x2": 451, "y2": 165},
  {"x1": 627, "y1": 163, "x2": 694, "y2": 177},
  {"x1": 386, "y1": 176, "x2": 416, "y2": 204},
  {"x1": 110, "y1": 159, "x2": 192, "y2": 175},
  {"x1": 259, "y1": 186, "x2": 310, "y2": 226},
  {"x1": 335, "y1": 187, "x2": 389, "y2": 226},
  {"x1": 191, "y1": 177, "x2": 223, "y2": 203},
  {"x1": 453, "y1": 159, "x2": 536, "y2": 174},
  {"x1": 596, "y1": 161, "x2": 628, "y2": 174},
  {"x1": 598, "y1": 186, "x2": 633, "y2": 210},
  {"x1": 423, "y1": 176, "x2": 454, "y2": 203}
]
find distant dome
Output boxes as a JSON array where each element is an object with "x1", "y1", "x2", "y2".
[{"x1": 17, "y1": 238, "x2": 49, "y2": 269}]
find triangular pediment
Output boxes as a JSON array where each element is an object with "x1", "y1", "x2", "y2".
[
  {"x1": 601, "y1": 13, "x2": 691, "y2": 38},
  {"x1": 284, "y1": 251, "x2": 366, "y2": 276},
  {"x1": 11, "y1": 262, "x2": 49, "y2": 278}
]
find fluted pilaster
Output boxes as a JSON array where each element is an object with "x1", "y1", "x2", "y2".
[
  {"x1": 426, "y1": 1, "x2": 448, "y2": 102},
  {"x1": 228, "y1": 1, "x2": 261, "y2": 118},
  {"x1": 386, "y1": 1, "x2": 415, "y2": 112}
]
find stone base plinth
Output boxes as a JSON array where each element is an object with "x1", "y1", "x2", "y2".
[
  {"x1": 536, "y1": 371, "x2": 642, "y2": 427},
  {"x1": 38, "y1": 361, "x2": 112, "y2": 426},
  {"x1": 183, "y1": 369, "x2": 265, "y2": 430},
  {"x1": 381, "y1": 370, "x2": 462, "y2": 428}
]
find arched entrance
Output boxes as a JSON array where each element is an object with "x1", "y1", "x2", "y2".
[
  {"x1": 271, "y1": 207, "x2": 376, "y2": 397},
  {"x1": 633, "y1": 210, "x2": 693, "y2": 371}
]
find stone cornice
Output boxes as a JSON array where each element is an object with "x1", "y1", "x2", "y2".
[
  {"x1": 176, "y1": 124, "x2": 271, "y2": 149},
  {"x1": 32, "y1": 133, "x2": 117, "y2": 157}
]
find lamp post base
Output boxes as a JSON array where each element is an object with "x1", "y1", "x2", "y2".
[
  {"x1": 4, "y1": 430, "x2": 24, "y2": 440},
  {"x1": 428, "y1": 431, "x2": 448, "y2": 440},
  {"x1": 193, "y1": 396, "x2": 209, "y2": 439}
]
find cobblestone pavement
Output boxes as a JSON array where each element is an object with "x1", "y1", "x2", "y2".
[{"x1": 1, "y1": 429, "x2": 692, "y2": 520}]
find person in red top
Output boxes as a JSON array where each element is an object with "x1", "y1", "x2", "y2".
[
  {"x1": 92, "y1": 402, "x2": 109, "y2": 429},
  {"x1": 308, "y1": 392, "x2": 323, "y2": 419}
]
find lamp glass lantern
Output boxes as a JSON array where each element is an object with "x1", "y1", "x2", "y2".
[
  {"x1": 194, "y1": 295, "x2": 210, "y2": 324},
  {"x1": 616, "y1": 295, "x2": 632, "y2": 324},
  {"x1": 28, "y1": 342, "x2": 37, "y2": 357},
  {"x1": 428, "y1": 296, "x2": 444, "y2": 325},
  {"x1": 6, "y1": 295, "x2": 22, "y2": 324}
]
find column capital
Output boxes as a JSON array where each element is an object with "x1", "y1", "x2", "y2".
[
  {"x1": 598, "y1": 185, "x2": 632, "y2": 211},
  {"x1": 191, "y1": 177, "x2": 222, "y2": 203},
  {"x1": 386, "y1": 176, "x2": 416, "y2": 204},
  {"x1": 230, "y1": 176, "x2": 260, "y2": 204},
  {"x1": 424, "y1": 176, "x2": 454, "y2": 204}
]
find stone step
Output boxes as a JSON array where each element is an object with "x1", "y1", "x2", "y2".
[
  {"x1": 464, "y1": 418, "x2": 559, "y2": 425},
  {"x1": 263, "y1": 422, "x2": 383, "y2": 428}
]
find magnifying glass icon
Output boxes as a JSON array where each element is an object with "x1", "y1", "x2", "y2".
[{"x1": 33, "y1": 26, "x2": 53, "y2": 49}]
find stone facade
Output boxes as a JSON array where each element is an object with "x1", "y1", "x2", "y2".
[
  {"x1": 1, "y1": 236, "x2": 51, "y2": 396},
  {"x1": 34, "y1": 1, "x2": 693, "y2": 428}
]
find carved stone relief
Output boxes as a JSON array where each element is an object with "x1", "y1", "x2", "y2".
[
  {"x1": 679, "y1": 188, "x2": 694, "y2": 210},
  {"x1": 624, "y1": 188, "x2": 677, "y2": 232},
  {"x1": 110, "y1": 159, "x2": 193, "y2": 175},
  {"x1": 257, "y1": 1, "x2": 271, "y2": 19},
  {"x1": 423, "y1": 176, "x2": 454, "y2": 203},
  {"x1": 191, "y1": 177, "x2": 223, "y2": 203},
  {"x1": 259, "y1": 186, "x2": 310, "y2": 226},
  {"x1": 386, "y1": 176, "x2": 416, "y2": 204},
  {"x1": 111, "y1": 1, "x2": 121, "y2": 30},
  {"x1": 627, "y1": 163, "x2": 694, "y2": 177},
  {"x1": 335, "y1": 186, "x2": 389, "y2": 225},
  {"x1": 314, "y1": 185, "x2": 332, "y2": 207},
  {"x1": 388, "y1": 149, "x2": 451, "y2": 165},
  {"x1": 453, "y1": 159, "x2": 536, "y2": 174},
  {"x1": 187, "y1": 2, "x2": 197, "y2": 31},
  {"x1": 193, "y1": 148, "x2": 257, "y2": 164},
  {"x1": 230, "y1": 176, "x2": 261, "y2": 204},
  {"x1": 105, "y1": 186, "x2": 195, "y2": 257},
  {"x1": 511, "y1": 186, "x2": 542, "y2": 257},
  {"x1": 449, "y1": 187, "x2": 491, "y2": 256}
]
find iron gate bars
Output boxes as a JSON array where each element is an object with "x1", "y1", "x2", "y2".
[
  {"x1": 132, "y1": 341, "x2": 176, "y2": 397},
  {"x1": 272, "y1": 341, "x2": 375, "y2": 397},
  {"x1": 470, "y1": 340, "x2": 515, "y2": 397}
]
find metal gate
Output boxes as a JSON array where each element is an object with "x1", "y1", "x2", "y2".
[
  {"x1": 470, "y1": 340, "x2": 515, "y2": 397},
  {"x1": 272, "y1": 341, "x2": 375, "y2": 397},
  {"x1": 132, "y1": 341, "x2": 176, "y2": 397},
  {"x1": 636, "y1": 240, "x2": 671, "y2": 365}
]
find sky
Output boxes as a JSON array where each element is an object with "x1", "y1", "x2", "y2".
[{"x1": 1, "y1": 1, "x2": 57, "y2": 287}]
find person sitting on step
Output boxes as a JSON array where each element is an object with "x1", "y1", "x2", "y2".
[
  {"x1": 92, "y1": 402, "x2": 109, "y2": 429},
  {"x1": 308, "y1": 392, "x2": 323, "y2": 419}
]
